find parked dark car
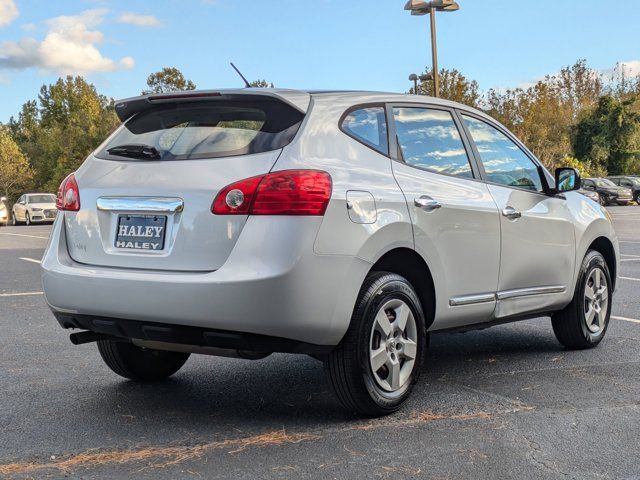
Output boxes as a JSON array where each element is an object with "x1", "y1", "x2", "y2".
[
  {"x1": 576, "y1": 188, "x2": 600, "y2": 203},
  {"x1": 607, "y1": 176, "x2": 640, "y2": 203},
  {"x1": 581, "y1": 178, "x2": 633, "y2": 206}
]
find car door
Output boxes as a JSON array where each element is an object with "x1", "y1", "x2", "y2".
[
  {"x1": 459, "y1": 112, "x2": 576, "y2": 319},
  {"x1": 388, "y1": 104, "x2": 501, "y2": 330}
]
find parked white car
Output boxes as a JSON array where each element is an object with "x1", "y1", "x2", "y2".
[
  {"x1": 42, "y1": 89, "x2": 619, "y2": 416},
  {"x1": 0, "y1": 197, "x2": 8, "y2": 226},
  {"x1": 12, "y1": 193, "x2": 57, "y2": 225}
]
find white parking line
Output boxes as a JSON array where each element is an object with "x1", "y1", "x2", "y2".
[
  {"x1": 0, "y1": 291, "x2": 44, "y2": 297},
  {"x1": 620, "y1": 276, "x2": 640, "y2": 282},
  {"x1": 612, "y1": 315, "x2": 640, "y2": 324},
  {"x1": 621, "y1": 258, "x2": 640, "y2": 262},
  {"x1": 619, "y1": 241, "x2": 640, "y2": 245},
  {"x1": 0, "y1": 232, "x2": 48, "y2": 239},
  {"x1": 622, "y1": 254, "x2": 640, "y2": 258},
  {"x1": 19, "y1": 257, "x2": 41, "y2": 264}
]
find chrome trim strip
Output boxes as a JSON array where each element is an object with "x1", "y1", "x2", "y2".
[
  {"x1": 97, "y1": 197, "x2": 184, "y2": 213},
  {"x1": 496, "y1": 285, "x2": 566, "y2": 300},
  {"x1": 449, "y1": 293, "x2": 496, "y2": 307}
]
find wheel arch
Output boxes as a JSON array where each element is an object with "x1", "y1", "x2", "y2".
[
  {"x1": 588, "y1": 236, "x2": 617, "y2": 290},
  {"x1": 368, "y1": 247, "x2": 436, "y2": 329}
]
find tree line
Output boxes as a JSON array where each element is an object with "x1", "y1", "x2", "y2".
[{"x1": 1, "y1": 61, "x2": 639, "y2": 206}]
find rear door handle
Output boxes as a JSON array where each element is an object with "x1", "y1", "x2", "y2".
[
  {"x1": 502, "y1": 206, "x2": 522, "y2": 220},
  {"x1": 414, "y1": 195, "x2": 441, "y2": 212}
]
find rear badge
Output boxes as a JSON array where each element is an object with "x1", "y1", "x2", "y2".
[{"x1": 115, "y1": 215, "x2": 167, "y2": 251}]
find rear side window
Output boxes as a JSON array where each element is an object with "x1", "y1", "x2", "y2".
[
  {"x1": 341, "y1": 107, "x2": 389, "y2": 155},
  {"x1": 393, "y1": 107, "x2": 473, "y2": 178},
  {"x1": 97, "y1": 100, "x2": 304, "y2": 161}
]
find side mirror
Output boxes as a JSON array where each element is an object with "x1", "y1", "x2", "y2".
[{"x1": 555, "y1": 167, "x2": 581, "y2": 193}]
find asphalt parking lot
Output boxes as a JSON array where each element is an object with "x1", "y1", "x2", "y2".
[{"x1": 1, "y1": 208, "x2": 640, "y2": 479}]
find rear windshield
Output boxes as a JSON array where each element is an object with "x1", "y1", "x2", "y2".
[{"x1": 96, "y1": 99, "x2": 304, "y2": 161}]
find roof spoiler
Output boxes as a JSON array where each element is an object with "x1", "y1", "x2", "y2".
[{"x1": 113, "y1": 89, "x2": 311, "y2": 122}]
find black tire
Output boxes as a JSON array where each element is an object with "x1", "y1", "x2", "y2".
[
  {"x1": 97, "y1": 339, "x2": 190, "y2": 381},
  {"x1": 12, "y1": 214, "x2": 18, "y2": 226},
  {"x1": 598, "y1": 194, "x2": 607, "y2": 206},
  {"x1": 635, "y1": 193, "x2": 640, "y2": 205},
  {"x1": 325, "y1": 272, "x2": 427, "y2": 417},
  {"x1": 25, "y1": 212, "x2": 31, "y2": 226},
  {"x1": 551, "y1": 250, "x2": 612, "y2": 349}
]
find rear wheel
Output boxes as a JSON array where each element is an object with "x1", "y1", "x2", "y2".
[
  {"x1": 97, "y1": 339, "x2": 190, "y2": 381},
  {"x1": 325, "y1": 272, "x2": 427, "y2": 417},
  {"x1": 551, "y1": 250, "x2": 611, "y2": 349},
  {"x1": 12, "y1": 213, "x2": 18, "y2": 226}
]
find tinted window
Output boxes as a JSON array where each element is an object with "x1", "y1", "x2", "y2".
[
  {"x1": 463, "y1": 115, "x2": 542, "y2": 192},
  {"x1": 393, "y1": 107, "x2": 473, "y2": 178},
  {"x1": 97, "y1": 100, "x2": 304, "y2": 161},
  {"x1": 341, "y1": 107, "x2": 388, "y2": 155}
]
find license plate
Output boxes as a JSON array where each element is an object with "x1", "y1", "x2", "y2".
[{"x1": 115, "y1": 215, "x2": 166, "y2": 251}]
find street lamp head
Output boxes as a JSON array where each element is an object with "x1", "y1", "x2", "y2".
[
  {"x1": 409, "y1": 73, "x2": 418, "y2": 81},
  {"x1": 404, "y1": 0, "x2": 460, "y2": 14}
]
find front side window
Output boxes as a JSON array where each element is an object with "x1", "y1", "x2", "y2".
[
  {"x1": 393, "y1": 107, "x2": 473, "y2": 178},
  {"x1": 462, "y1": 115, "x2": 542, "y2": 192},
  {"x1": 341, "y1": 106, "x2": 388, "y2": 155}
]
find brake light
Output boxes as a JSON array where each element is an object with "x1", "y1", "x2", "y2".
[
  {"x1": 56, "y1": 173, "x2": 80, "y2": 211},
  {"x1": 212, "y1": 170, "x2": 332, "y2": 216}
]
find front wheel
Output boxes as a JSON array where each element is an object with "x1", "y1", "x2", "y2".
[
  {"x1": 325, "y1": 272, "x2": 427, "y2": 416},
  {"x1": 598, "y1": 194, "x2": 608, "y2": 206},
  {"x1": 97, "y1": 339, "x2": 190, "y2": 381},
  {"x1": 551, "y1": 250, "x2": 612, "y2": 349}
]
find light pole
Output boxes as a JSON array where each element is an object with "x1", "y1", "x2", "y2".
[
  {"x1": 404, "y1": 0, "x2": 460, "y2": 98},
  {"x1": 409, "y1": 74, "x2": 418, "y2": 94}
]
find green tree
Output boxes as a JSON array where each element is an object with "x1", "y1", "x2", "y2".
[
  {"x1": 410, "y1": 68, "x2": 480, "y2": 108},
  {"x1": 0, "y1": 128, "x2": 34, "y2": 204},
  {"x1": 249, "y1": 79, "x2": 274, "y2": 88},
  {"x1": 9, "y1": 76, "x2": 120, "y2": 191},
  {"x1": 572, "y1": 95, "x2": 640, "y2": 175},
  {"x1": 143, "y1": 67, "x2": 196, "y2": 94}
]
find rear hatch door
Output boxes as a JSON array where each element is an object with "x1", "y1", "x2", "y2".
[{"x1": 65, "y1": 93, "x2": 306, "y2": 272}]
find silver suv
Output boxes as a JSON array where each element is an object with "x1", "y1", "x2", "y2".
[{"x1": 42, "y1": 89, "x2": 619, "y2": 416}]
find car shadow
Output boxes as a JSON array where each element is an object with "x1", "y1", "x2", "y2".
[{"x1": 77, "y1": 321, "x2": 566, "y2": 434}]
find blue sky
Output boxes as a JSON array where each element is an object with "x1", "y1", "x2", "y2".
[{"x1": 1, "y1": 0, "x2": 639, "y2": 122}]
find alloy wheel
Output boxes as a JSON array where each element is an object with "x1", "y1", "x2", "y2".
[
  {"x1": 369, "y1": 299, "x2": 418, "y2": 392},
  {"x1": 584, "y1": 267, "x2": 609, "y2": 334}
]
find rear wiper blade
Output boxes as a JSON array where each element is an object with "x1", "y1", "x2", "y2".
[{"x1": 107, "y1": 144, "x2": 161, "y2": 160}]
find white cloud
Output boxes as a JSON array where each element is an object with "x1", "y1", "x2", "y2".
[
  {"x1": 0, "y1": 0, "x2": 18, "y2": 27},
  {"x1": 0, "y1": 9, "x2": 135, "y2": 74},
  {"x1": 602, "y1": 60, "x2": 640, "y2": 79},
  {"x1": 118, "y1": 12, "x2": 162, "y2": 28}
]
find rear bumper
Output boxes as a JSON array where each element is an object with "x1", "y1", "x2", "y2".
[{"x1": 42, "y1": 215, "x2": 370, "y2": 347}]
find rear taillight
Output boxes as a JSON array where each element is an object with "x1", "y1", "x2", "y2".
[
  {"x1": 56, "y1": 173, "x2": 80, "y2": 211},
  {"x1": 212, "y1": 170, "x2": 332, "y2": 216}
]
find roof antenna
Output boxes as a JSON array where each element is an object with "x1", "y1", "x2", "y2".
[{"x1": 230, "y1": 62, "x2": 251, "y2": 88}]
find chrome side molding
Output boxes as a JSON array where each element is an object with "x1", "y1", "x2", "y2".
[
  {"x1": 449, "y1": 293, "x2": 496, "y2": 306},
  {"x1": 450, "y1": 285, "x2": 566, "y2": 306},
  {"x1": 496, "y1": 285, "x2": 566, "y2": 300},
  {"x1": 97, "y1": 197, "x2": 184, "y2": 213}
]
